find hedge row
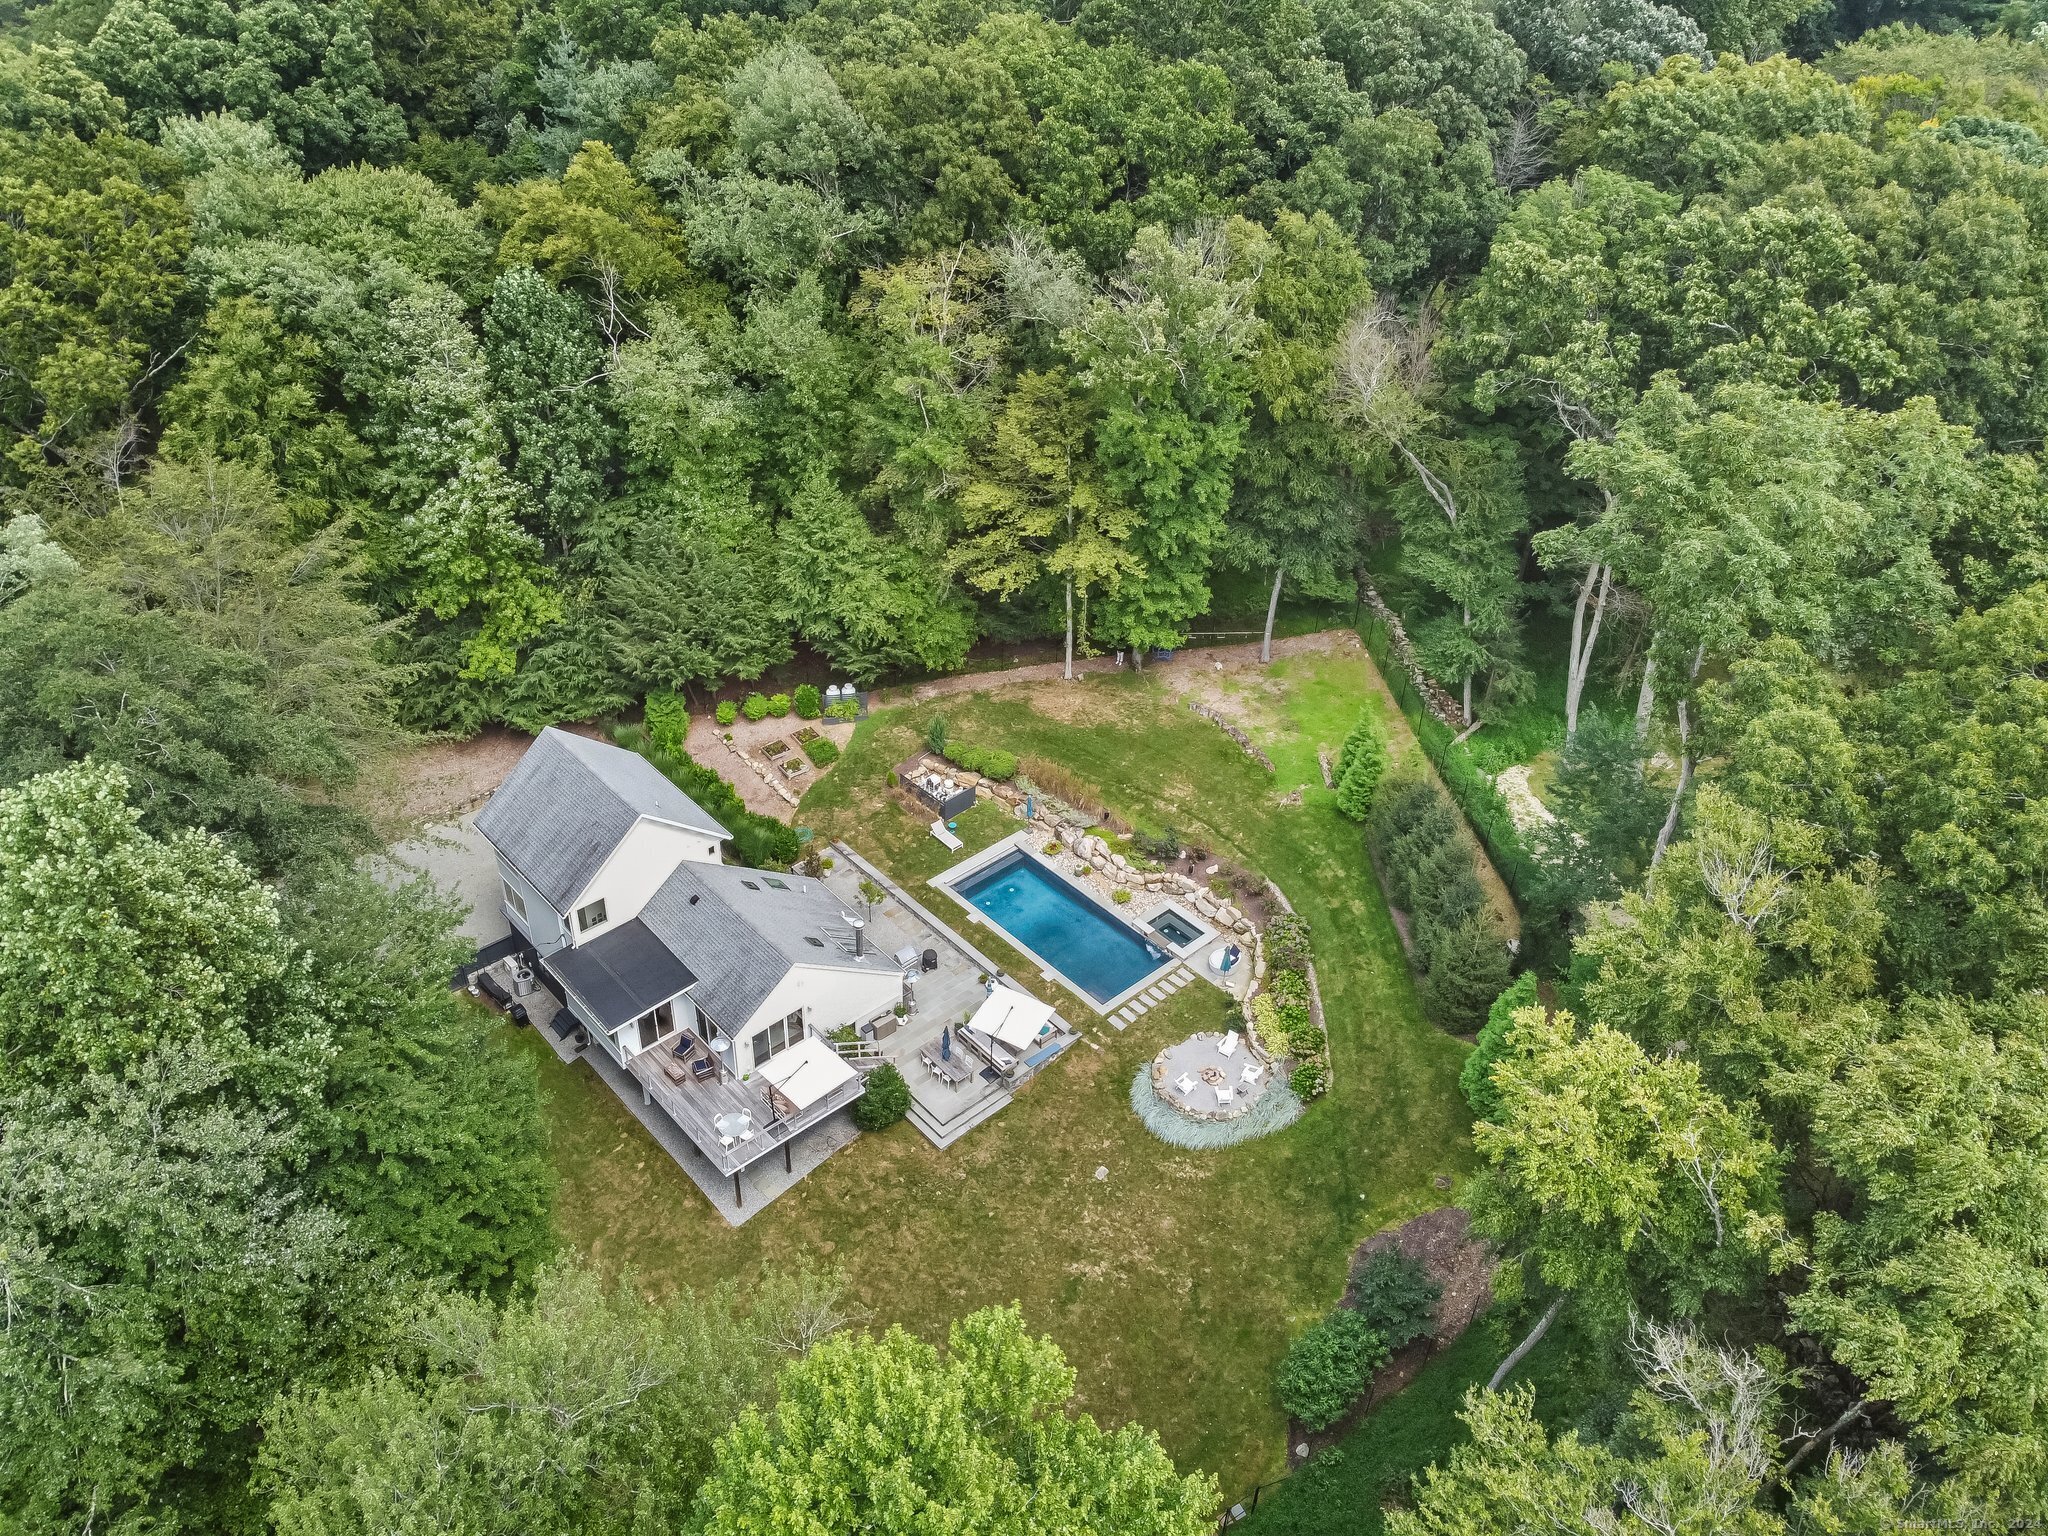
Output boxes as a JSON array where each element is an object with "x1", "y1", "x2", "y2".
[
  {"x1": 1368, "y1": 774, "x2": 1513, "y2": 1033},
  {"x1": 635, "y1": 695, "x2": 801, "y2": 869},
  {"x1": 1356, "y1": 617, "x2": 1542, "y2": 913}
]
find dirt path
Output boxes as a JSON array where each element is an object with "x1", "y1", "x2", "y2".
[{"x1": 896, "y1": 630, "x2": 1357, "y2": 703}]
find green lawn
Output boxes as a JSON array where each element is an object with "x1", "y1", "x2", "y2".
[{"x1": 508, "y1": 643, "x2": 1473, "y2": 1492}]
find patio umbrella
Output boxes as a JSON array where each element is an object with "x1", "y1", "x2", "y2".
[{"x1": 941, "y1": 1024, "x2": 952, "y2": 1061}]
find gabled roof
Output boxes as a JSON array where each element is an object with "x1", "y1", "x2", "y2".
[
  {"x1": 638, "y1": 861, "x2": 884, "y2": 1029},
  {"x1": 547, "y1": 919, "x2": 697, "y2": 1033},
  {"x1": 475, "y1": 728, "x2": 730, "y2": 910}
]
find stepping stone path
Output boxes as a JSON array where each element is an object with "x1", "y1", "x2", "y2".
[{"x1": 1109, "y1": 967, "x2": 1197, "y2": 1030}]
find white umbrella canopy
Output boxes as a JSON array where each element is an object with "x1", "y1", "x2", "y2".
[
  {"x1": 967, "y1": 986, "x2": 1058, "y2": 1051},
  {"x1": 759, "y1": 1035, "x2": 860, "y2": 1110}
]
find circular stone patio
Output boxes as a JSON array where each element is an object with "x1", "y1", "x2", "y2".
[{"x1": 1130, "y1": 1032, "x2": 1305, "y2": 1148}]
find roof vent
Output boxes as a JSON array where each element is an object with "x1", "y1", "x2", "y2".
[{"x1": 689, "y1": 894, "x2": 700, "y2": 905}]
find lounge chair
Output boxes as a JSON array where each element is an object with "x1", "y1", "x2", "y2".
[
  {"x1": 1240, "y1": 1061, "x2": 1264, "y2": 1086},
  {"x1": 1218, "y1": 1031, "x2": 1240, "y2": 1058},
  {"x1": 690, "y1": 1056, "x2": 716, "y2": 1082},
  {"x1": 1176, "y1": 1073, "x2": 1198, "y2": 1095},
  {"x1": 1215, "y1": 1084, "x2": 1235, "y2": 1106}
]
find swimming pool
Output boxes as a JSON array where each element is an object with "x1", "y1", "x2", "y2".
[{"x1": 954, "y1": 850, "x2": 1170, "y2": 1004}]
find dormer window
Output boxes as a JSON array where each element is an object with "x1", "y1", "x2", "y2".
[{"x1": 577, "y1": 898, "x2": 609, "y2": 933}]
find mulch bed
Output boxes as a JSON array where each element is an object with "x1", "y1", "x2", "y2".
[{"x1": 1286, "y1": 1207, "x2": 1496, "y2": 1466}]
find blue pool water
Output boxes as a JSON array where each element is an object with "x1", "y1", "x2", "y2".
[{"x1": 956, "y1": 851, "x2": 1170, "y2": 1003}]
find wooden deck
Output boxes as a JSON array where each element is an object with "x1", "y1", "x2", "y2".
[{"x1": 624, "y1": 1045, "x2": 866, "y2": 1179}]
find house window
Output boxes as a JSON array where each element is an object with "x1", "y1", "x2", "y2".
[
  {"x1": 503, "y1": 881, "x2": 526, "y2": 918},
  {"x1": 577, "y1": 898, "x2": 608, "y2": 933},
  {"x1": 752, "y1": 1011, "x2": 805, "y2": 1069},
  {"x1": 637, "y1": 999, "x2": 676, "y2": 1047}
]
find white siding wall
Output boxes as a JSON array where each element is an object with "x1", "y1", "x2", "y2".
[
  {"x1": 567, "y1": 818, "x2": 723, "y2": 941},
  {"x1": 496, "y1": 855, "x2": 569, "y2": 955},
  {"x1": 732, "y1": 965, "x2": 902, "y2": 1073}
]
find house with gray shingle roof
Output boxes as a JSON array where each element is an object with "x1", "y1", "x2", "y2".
[{"x1": 475, "y1": 730, "x2": 903, "y2": 1191}]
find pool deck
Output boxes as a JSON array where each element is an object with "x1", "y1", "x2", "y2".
[
  {"x1": 821, "y1": 843, "x2": 1080, "y2": 1147},
  {"x1": 932, "y1": 833, "x2": 1236, "y2": 1021}
]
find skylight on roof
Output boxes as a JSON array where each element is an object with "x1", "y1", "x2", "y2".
[
  {"x1": 740, "y1": 879, "x2": 760, "y2": 890},
  {"x1": 764, "y1": 876, "x2": 788, "y2": 890},
  {"x1": 804, "y1": 936, "x2": 824, "y2": 947}
]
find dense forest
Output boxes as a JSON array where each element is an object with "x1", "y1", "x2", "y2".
[{"x1": 4, "y1": 0, "x2": 2048, "y2": 1526}]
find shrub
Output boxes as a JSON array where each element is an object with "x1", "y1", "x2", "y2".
[
  {"x1": 767, "y1": 692, "x2": 792, "y2": 717},
  {"x1": 793, "y1": 684, "x2": 821, "y2": 718},
  {"x1": 947, "y1": 742, "x2": 1016, "y2": 780},
  {"x1": 1349, "y1": 1248, "x2": 1441, "y2": 1349},
  {"x1": 1043, "y1": 840, "x2": 1062, "y2": 856},
  {"x1": 852, "y1": 1063, "x2": 911, "y2": 1130},
  {"x1": 1276, "y1": 1310, "x2": 1389, "y2": 1429},
  {"x1": 804, "y1": 737, "x2": 840, "y2": 767},
  {"x1": 1279, "y1": 1002, "x2": 1321, "y2": 1058},
  {"x1": 1334, "y1": 712, "x2": 1388, "y2": 821},
  {"x1": 925, "y1": 714, "x2": 949, "y2": 755},
  {"x1": 1133, "y1": 825, "x2": 1183, "y2": 862},
  {"x1": 826, "y1": 700, "x2": 859, "y2": 721},
  {"x1": 1112, "y1": 887, "x2": 1132, "y2": 905},
  {"x1": 1249, "y1": 993, "x2": 1282, "y2": 1053},
  {"x1": 1268, "y1": 968, "x2": 1310, "y2": 1007},
  {"x1": 1290, "y1": 1059, "x2": 1329, "y2": 1099},
  {"x1": 742, "y1": 693, "x2": 768, "y2": 722},
  {"x1": 1264, "y1": 913, "x2": 1313, "y2": 972},
  {"x1": 715, "y1": 700, "x2": 737, "y2": 726},
  {"x1": 1461, "y1": 973, "x2": 1540, "y2": 1123},
  {"x1": 1419, "y1": 913, "x2": 1515, "y2": 1033}
]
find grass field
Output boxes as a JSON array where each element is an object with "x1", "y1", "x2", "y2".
[{"x1": 506, "y1": 641, "x2": 1474, "y2": 1492}]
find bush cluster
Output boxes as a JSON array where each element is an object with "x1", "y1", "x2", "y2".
[
  {"x1": 852, "y1": 1062, "x2": 912, "y2": 1130},
  {"x1": 946, "y1": 742, "x2": 1017, "y2": 780},
  {"x1": 793, "y1": 685, "x2": 821, "y2": 719},
  {"x1": 825, "y1": 700, "x2": 860, "y2": 722},
  {"x1": 1333, "y1": 710, "x2": 1388, "y2": 821},
  {"x1": 803, "y1": 737, "x2": 840, "y2": 768},
  {"x1": 1276, "y1": 1310, "x2": 1391, "y2": 1430},
  {"x1": 1250, "y1": 967, "x2": 1326, "y2": 1095},
  {"x1": 1368, "y1": 774, "x2": 1513, "y2": 1032},
  {"x1": 1264, "y1": 912, "x2": 1313, "y2": 972},
  {"x1": 715, "y1": 700, "x2": 737, "y2": 726},
  {"x1": 742, "y1": 693, "x2": 769, "y2": 721},
  {"x1": 767, "y1": 692, "x2": 792, "y2": 717},
  {"x1": 636, "y1": 696, "x2": 800, "y2": 868}
]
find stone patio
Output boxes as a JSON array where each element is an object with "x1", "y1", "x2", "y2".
[{"x1": 1151, "y1": 1030, "x2": 1275, "y2": 1120}]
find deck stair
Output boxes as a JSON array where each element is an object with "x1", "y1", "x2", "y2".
[{"x1": 907, "y1": 1085, "x2": 1013, "y2": 1149}]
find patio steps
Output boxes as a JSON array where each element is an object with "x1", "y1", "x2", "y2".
[
  {"x1": 907, "y1": 1086, "x2": 1014, "y2": 1150},
  {"x1": 1111, "y1": 966, "x2": 1197, "y2": 1030}
]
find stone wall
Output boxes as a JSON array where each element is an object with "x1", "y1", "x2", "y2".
[{"x1": 1185, "y1": 699, "x2": 1276, "y2": 773}]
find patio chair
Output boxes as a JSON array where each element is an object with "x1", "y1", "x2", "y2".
[
  {"x1": 690, "y1": 1056, "x2": 716, "y2": 1083},
  {"x1": 1176, "y1": 1073, "x2": 1197, "y2": 1095},
  {"x1": 1216, "y1": 1084, "x2": 1235, "y2": 1106},
  {"x1": 1240, "y1": 1061, "x2": 1265, "y2": 1086},
  {"x1": 1218, "y1": 1031, "x2": 1239, "y2": 1058}
]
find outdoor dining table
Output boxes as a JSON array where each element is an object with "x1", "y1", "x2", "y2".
[{"x1": 713, "y1": 1110, "x2": 752, "y2": 1143}]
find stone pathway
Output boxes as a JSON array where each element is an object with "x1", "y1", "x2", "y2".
[{"x1": 1111, "y1": 966, "x2": 1195, "y2": 1030}]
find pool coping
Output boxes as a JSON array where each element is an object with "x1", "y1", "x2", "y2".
[{"x1": 930, "y1": 833, "x2": 1183, "y2": 1016}]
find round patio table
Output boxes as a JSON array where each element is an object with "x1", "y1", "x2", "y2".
[{"x1": 713, "y1": 1110, "x2": 752, "y2": 1142}]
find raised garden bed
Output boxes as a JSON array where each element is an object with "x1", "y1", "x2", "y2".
[{"x1": 762, "y1": 740, "x2": 791, "y2": 759}]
